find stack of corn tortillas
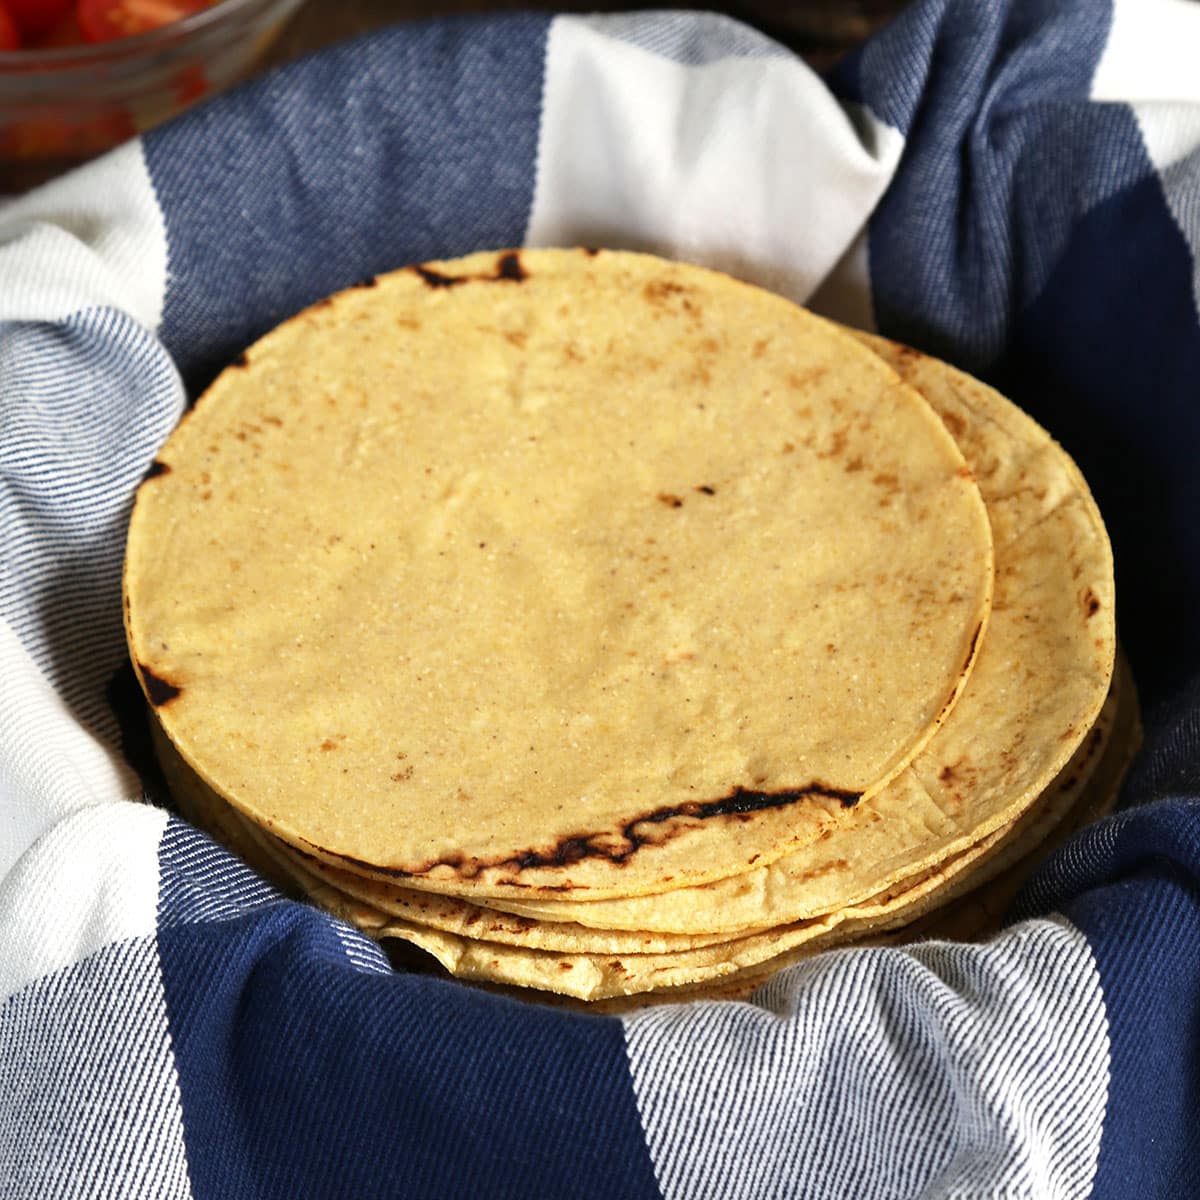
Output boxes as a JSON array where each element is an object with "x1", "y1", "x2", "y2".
[{"x1": 124, "y1": 249, "x2": 1133, "y2": 1004}]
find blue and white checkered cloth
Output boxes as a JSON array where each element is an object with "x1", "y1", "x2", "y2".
[{"x1": 4, "y1": 2, "x2": 1200, "y2": 1195}]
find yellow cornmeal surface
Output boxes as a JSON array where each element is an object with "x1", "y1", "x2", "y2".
[
  {"x1": 473, "y1": 336, "x2": 1116, "y2": 932},
  {"x1": 125, "y1": 249, "x2": 992, "y2": 900}
]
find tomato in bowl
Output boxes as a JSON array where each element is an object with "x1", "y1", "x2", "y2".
[{"x1": 0, "y1": 0, "x2": 304, "y2": 189}]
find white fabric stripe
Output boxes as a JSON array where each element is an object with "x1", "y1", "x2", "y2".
[
  {"x1": 0, "y1": 141, "x2": 168, "y2": 331},
  {"x1": 1090, "y1": 0, "x2": 1200, "y2": 105},
  {"x1": 0, "y1": 938, "x2": 193, "y2": 1199},
  {"x1": 0, "y1": 623, "x2": 140, "y2": 884},
  {"x1": 623, "y1": 918, "x2": 1108, "y2": 1200},
  {"x1": 527, "y1": 16, "x2": 904, "y2": 306},
  {"x1": 331, "y1": 921, "x2": 392, "y2": 974},
  {"x1": 577, "y1": 11, "x2": 793, "y2": 64},
  {"x1": 0, "y1": 800, "x2": 164, "y2": 1002},
  {"x1": 156, "y1": 821, "x2": 282, "y2": 927}
]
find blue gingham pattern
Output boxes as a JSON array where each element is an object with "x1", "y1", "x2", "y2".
[{"x1": 3, "y1": 3, "x2": 1200, "y2": 1196}]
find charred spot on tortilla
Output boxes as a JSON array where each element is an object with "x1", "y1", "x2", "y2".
[
  {"x1": 413, "y1": 264, "x2": 465, "y2": 289},
  {"x1": 307, "y1": 781, "x2": 862, "y2": 886},
  {"x1": 137, "y1": 662, "x2": 181, "y2": 707},
  {"x1": 495, "y1": 251, "x2": 527, "y2": 282}
]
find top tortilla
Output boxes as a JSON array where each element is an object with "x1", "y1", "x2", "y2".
[
  {"x1": 124, "y1": 249, "x2": 992, "y2": 900},
  {"x1": 477, "y1": 335, "x2": 1115, "y2": 928}
]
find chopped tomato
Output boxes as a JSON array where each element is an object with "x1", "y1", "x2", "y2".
[
  {"x1": 0, "y1": 2, "x2": 23, "y2": 47},
  {"x1": 77, "y1": 0, "x2": 208, "y2": 43},
  {"x1": 6, "y1": 0, "x2": 71, "y2": 42},
  {"x1": 37, "y1": 7, "x2": 82, "y2": 44}
]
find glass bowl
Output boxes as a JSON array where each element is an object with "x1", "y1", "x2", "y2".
[{"x1": 0, "y1": 0, "x2": 305, "y2": 191}]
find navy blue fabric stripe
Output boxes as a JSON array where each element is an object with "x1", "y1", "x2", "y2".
[
  {"x1": 834, "y1": 0, "x2": 1113, "y2": 140},
  {"x1": 1018, "y1": 652, "x2": 1200, "y2": 1196},
  {"x1": 1019, "y1": 800, "x2": 1200, "y2": 1197},
  {"x1": 144, "y1": 15, "x2": 549, "y2": 394},
  {"x1": 155, "y1": 826, "x2": 660, "y2": 1200},
  {"x1": 835, "y1": 0, "x2": 1121, "y2": 367},
  {"x1": 833, "y1": 0, "x2": 1200, "y2": 703},
  {"x1": 996, "y1": 175, "x2": 1200, "y2": 704}
]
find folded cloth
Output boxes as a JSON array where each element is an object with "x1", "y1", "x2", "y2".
[{"x1": 3, "y1": 3, "x2": 1200, "y2": 1197}]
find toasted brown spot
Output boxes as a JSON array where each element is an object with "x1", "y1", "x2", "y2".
[
  {"x1": 817, "y1": 430, "x2": 848, "y2": 460},
  {"x1": 1084, "y1": 588, "x2": 1101, "y2": 617},
  {"x1": 581, "y1": 246, "x2": 601, "y2": 256},
  {"x1": 643, "y1": 279, "x2": 693, "y2": 308},
  {"x1": 695, "y1": 485, "x2": 716, "y2": 495},
  {"x1": 230, "y1": 352, "x2": 248, "y2": 369},
  {"x1": 788, "y1": 367, "x2": 829, "y2": 391},
  {"x1": 320, "y1": 739, "x2": 339, "y2": 751},
  {"x1": 357, "y1": 275, "x2": 379, "y2": 289},
  {"x1": 657, "y1": 492, "x2": 684, "y2": 508},
  {"x1": 941, "y1": 410, "x2": 967, "y2": 438},
  {"x1": 138, "y1": 663, "x2": 180, "y2": 707},
  {"x1": 503, "y1": 329, "x2": 528, "y2": 349}
]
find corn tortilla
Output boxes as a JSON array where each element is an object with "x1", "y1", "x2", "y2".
[
  {"x1": 126, "y1": 250, "x2": 992, "y2": 900},
  {"x1": 474, "y1": 338, "x2": 1115, "y2": 932},
  {"x1": 203, "y1": 671, "x2": 1119, "y2": 1002}
]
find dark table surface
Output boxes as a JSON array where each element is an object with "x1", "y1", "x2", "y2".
[{"x1": 260, "y1": 0, "x2": 901, "y2": 74}]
